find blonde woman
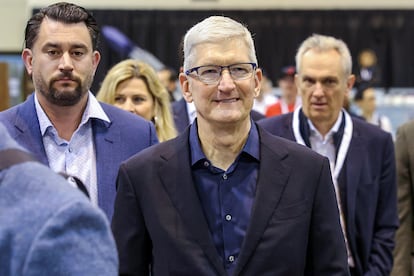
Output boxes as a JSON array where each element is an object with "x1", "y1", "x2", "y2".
[{"x1": 97, "y1": 59, "x2": 177, "y2": 142}]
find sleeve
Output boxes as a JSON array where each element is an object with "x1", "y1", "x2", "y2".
[
  {"x1": 307, "y1": 157, "x2": 350, "y2": 276},
  {"x1": 22, "y1": 201, "x2": 118, "y2": 276},
  {"x1": 111, "y1": 163, "x2": 152, "y2": 275},
  {"x1": 391, "y1": 125, "x2": 413, "y2": 276}
]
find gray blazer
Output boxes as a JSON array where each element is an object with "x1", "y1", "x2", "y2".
[
  {"x1": 0, "y1": 124, "x2": 118, "y2": 275},
  {"x1": 391, "y1": 120, "x2": 414, "y2": 276}
]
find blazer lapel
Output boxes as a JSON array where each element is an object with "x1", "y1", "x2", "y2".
[
  {"x1": 158, "y1": 130, "x2": 227, "y2": 276},
  {"x1": 234, "y1": 128, "x2": 291, "y2": 275},
  {"x1": 93, "y1": 118, "x2": 120, "y2": 215},
  {"x1": 13, "y1": 94, "x2": 49, "y2": 165},
  {"x1": 342, "y1": 126, "x2": 364, "y2": 250}
]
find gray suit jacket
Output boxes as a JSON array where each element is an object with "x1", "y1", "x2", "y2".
[
  {"x1": 0, "y1": 93, "x2": 158, "y2": 219},
  {"x1": 0, "y1": 124, "x2": 118, "y2": 275},
  {"x1": 112, "y1": 123, "x2": 350, "y2": 275},
  {"x1": 391, "y1": 120, "x2": 414, "y2": 276}
]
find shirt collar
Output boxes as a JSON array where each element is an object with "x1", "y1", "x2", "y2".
[
  {"x1": 308, "y1": 110, "x2": 343, "y2": 140},
  {"x1": 189, "y1": 119, "x2": 260, "y2": 167},
  {"x1": 35, "y1": 92, "x2": 110, "y2": 136}
]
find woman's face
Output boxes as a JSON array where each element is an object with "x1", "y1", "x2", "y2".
[{"x1": 114, "y1": 78, "x2": 155, "y2": 121}]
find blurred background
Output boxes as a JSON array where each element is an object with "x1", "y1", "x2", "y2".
[{"x1": 2, "y1": 0, "x2": 414, "y2": 136}]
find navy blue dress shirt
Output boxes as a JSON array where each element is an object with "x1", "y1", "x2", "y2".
[{"x1": 189, "y1": 120, "x2": 260, "y2": 275}]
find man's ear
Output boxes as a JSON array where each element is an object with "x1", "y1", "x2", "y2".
[
  {"x1": 22, "y1": 49, "x2": 33, "y2": 75},
  {"x1": 91, "y1": 50, "x2": 101, "y2": 75},
  {"x1": 179, "y1": 73, "x2": 193, "y2": 103},
  {"x1": 347, "y1": 74, "x2": 356, "y2": 91},
  {"x1": 253, "y1": 68, "x2": 262, "y2": 98}
]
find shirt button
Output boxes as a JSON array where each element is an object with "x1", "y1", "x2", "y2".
[
  {"x1": 225, "y1": 214, "x2": 232, "y2": 221},
  {"x1": 228, "y1": 255, "x2": 235, "y2": 262},
  {"x1": 68, "y1": 147, "x2": 73, "y2": 153},
  {"x1": 223, "y1": 174, "x2": 227, "y2": 180},
  {"x1": 203, "y1": 161, "x2": 209, "y2": 167}
]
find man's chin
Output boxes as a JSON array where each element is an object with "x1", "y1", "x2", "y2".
[{"x1": 50, "y1": 91, "x2": 84, "y2": 106}]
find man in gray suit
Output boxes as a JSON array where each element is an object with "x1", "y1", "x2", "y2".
[
  {"x1": 391, "y1": 120, "x2": 414, "y2": 276},
  {"x1": 0, "y1": 123, "x2": 118, "y2": 275}
]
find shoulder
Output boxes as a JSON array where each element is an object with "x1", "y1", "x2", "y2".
[
  {"x1": 257, "y1": 113, "x2": 292, "y2": 132},
  {"x1": 397, "y1": 119, "x2": 414, "y2": 134},
  {"x1": 2, "y1": 162, "x2": 92, "y2": 210},
  {"x1": 352, "y1": 116, "x2": 392, "y2": 142},
  {"x1": 250, "y1": 109, "x2": 265, "y2": 121},
  {"x1": 0, "y1": 162, "x2": 117, "y2": 275},
  {"x1": 0, "y1": 95, "x2": 33, "y2": 121},
  {"x1": 99, "y1": 102, "x2": 156, "y2": 136},
  {"x1": 123, "y1": 129, "x2": 187, "y2": 167},
  {"x1": 100, "y1": 102, "x2": 148, "y2": 124},
  {"x1": 257, "y1": 124, "x2": 325, "y2": 163}
]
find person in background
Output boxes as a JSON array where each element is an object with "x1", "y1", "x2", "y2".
[
  {"x1": 265, "y1": 65, "x2": 301, "y2": 117},
  {"x1": 391, "y1": 120, "x2": 414, "y2": 276},
  {"x1": 258, "y1": 34, "x2": 398, "y2": 276},
  {"x1": 356, "y1": 48, "x2": 382, "y2": 87},
  {"x1": 252, "y1": 73, "x2": 278, "y2": 115},
  {"x1": 353, "y1": 84, "x2": 393, "y2": 135},
  {"x1": 157, "y1": 66, "x2": 181, "y2": 102},
  {"x1": 0, "y1": 123, "x2": 118, "y2": 275},
  {"x1": 112, "y1": 15, "x2": 349, "y2": 275},
  {"x1": 0, "y1": 2, "x2": 158, "y2": 220},
  {"x1": 97, "y1": 59, "x2": 177, "y2": 142}
]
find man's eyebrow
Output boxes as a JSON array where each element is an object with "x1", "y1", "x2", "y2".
[{"x1": 42, "y1": 42, "x2": 89, "y2": 49}]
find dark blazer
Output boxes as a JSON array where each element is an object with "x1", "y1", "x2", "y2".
[
  {"x1": 112, "y1": 123, "x2": 349, "y2": 275},
  {"x1": 258, "y1": 112, "x2": 398, "y2": 276},
  {"x1": 0, "y1": 93, "x2": 158, "y2": 219},
  {"x1": 172, "y1": 98, "x2": 265, "y2": 133}
]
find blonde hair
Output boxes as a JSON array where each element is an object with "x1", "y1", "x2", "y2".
[{"x1": 96, "y1": 59, "x2": 177, "y2": 142}]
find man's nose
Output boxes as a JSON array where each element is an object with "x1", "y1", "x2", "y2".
[
  {"x1": 58, "y1": 52, "x2": 74, "y2": 71},
  {"x1": 218, "y1": 69, "x2": 236, "y2": 90}
]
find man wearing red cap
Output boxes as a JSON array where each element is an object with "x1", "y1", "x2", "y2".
[{"x1": 265, "y1": 65, "x2": 301, "y2": 117}]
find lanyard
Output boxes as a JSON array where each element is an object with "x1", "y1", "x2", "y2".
[{"x1": 292, "y1": 107, "x2": 353, "y2": 181}]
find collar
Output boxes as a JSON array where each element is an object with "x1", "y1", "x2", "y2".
[
  {"x1": 308, "y1": 111, "x2": 343, "y2": 141},
  {"x1": 189, "y1": 119, "x2": 260, "y2": 166},
  {"x1": 35, "y1": 92, "x2": 110, "y2": 136},
  {"x1": 293, "y1": 107, "x2": 353, "y2": 180}
]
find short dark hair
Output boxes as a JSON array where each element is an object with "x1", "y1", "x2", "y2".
[{"x1": 24, "y1": 2, "x2": 100, "y2": 50}]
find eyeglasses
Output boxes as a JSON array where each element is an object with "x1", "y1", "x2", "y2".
[{"x1": 185, "y1": 62, "x2": 257, "y2": 85}]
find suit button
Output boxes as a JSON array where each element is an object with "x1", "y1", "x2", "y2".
[
  {"x1": 225, "y1": 214, "x2": 232, "y2": 221},
  {"x1": 228, "y1": 255, "x2": 235, "y2": 262}
]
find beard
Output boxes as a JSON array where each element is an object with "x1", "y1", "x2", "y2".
[{"x1": 34, "y1": 71, "x2": 93, "y2": 106}]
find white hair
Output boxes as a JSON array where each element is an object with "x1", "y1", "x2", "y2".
[
  {"x1": 182, "y1": 16, "x2": 258, "y2": 71},
  {"x1": 295, "y1": 34, "x2": 353, "y2": 77}
]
